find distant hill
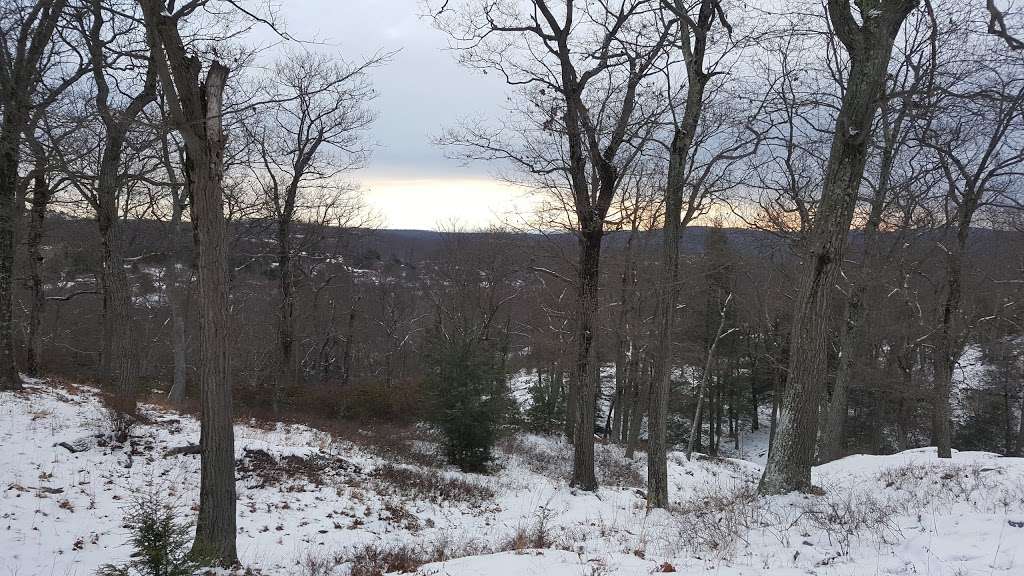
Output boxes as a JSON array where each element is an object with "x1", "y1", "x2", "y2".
[{"x1": 40, "y1": 214, "x2": 1014, "y2": 271}]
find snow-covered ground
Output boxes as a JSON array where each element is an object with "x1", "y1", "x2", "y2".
[{"x1": 3, "y1": 380, "x2": 1024, "y2": 576}]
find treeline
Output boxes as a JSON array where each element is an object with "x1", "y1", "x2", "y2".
[{"x1": 1, "y1": 0, "x2": 1022, "y2": 568}]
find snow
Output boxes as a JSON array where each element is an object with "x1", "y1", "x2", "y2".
[
  {"x1": 3, "y1": 380, "x2": 1024, "y2": 576},
  {"x1": 416, "y1": 549, "x2": 655, "y2": 576}
]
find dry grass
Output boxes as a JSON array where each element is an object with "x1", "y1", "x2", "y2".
[{"x1": 368, "y1": 463, "x2": 495, "y2": 506}]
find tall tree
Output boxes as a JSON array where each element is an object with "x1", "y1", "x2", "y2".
[
  {"x1": 0, "y1": 0, "x2": 76, "y2": 390},
  {"x1": 647, "y1": 0, "x2": 748, "y2": 507},
  {"x1": 759, "y1": 0, "x2": 918, "y2": 495},
  {"x1": 157, "y1": 125, "x2": 192, "y2": 404},
  {"x1": 79, "y1": 0, "x2": 157, "y2": 402},
  {"x1": 817, "y1": 7, "x2": 935, "y2": 462},
  {"x1": 917, "y1": 25, "x2": 1024, "y2": 458},
  {"x1": 433, "y1": 0, "x2": 672, "y2": 490},
  {"x1": 138, "y1": 0, "x2": 236, "y2": 563}
]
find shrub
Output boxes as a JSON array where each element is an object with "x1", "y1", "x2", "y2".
[
  {"x1": 523, "y1": 370, "x2": 566, "y2": 434},
  {"x1": 95, "y1": 489, "x2": 198, "y2": 576},
  {"x1": 340, "y1": 380, "x2": 426, "y2": 425},
  {"x1": 345, "y1": 543, "x2": 430, "y2": 576},
  {"x1": 98, "y1": 393, "x2": 138, "y2": 444},
  {"x1": 798, "y1": 486, "x2": 903, "y2": 555},
  {"x1": 502, "y1": 504, "x2": 559, "y2": 551},
  {"x1": 671, "y1": 481, "x2": 761, "y2": 558}
]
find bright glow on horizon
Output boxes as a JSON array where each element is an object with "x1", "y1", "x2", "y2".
[{"x1": 362, "y1": 177, "x2": 538, "y2": 230}]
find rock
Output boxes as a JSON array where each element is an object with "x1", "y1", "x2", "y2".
[{"x1": 55, "y1": 434, "x2": 103, "y2": 453}]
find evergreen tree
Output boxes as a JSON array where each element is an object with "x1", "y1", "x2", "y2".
[
  {"x1": 525, "y1": 370, "x2": 567, "y2": 434},
  {"x1": 425, "y1": 323, "x2": 511, "y2": 472}
]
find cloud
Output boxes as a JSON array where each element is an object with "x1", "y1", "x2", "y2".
[
  {"x1": 362, "y1": 177, "x2": 537, "y2": 230},
  {"x1": 251, "y1": 1, "x2": 517, "y2": 229}
]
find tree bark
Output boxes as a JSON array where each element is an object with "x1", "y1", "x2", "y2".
[
  {"x1": 647, "y1": 122, "x2": 694, "y2": 506},
  {"x1": 647, "y1": 0, "x2": 721, "y2": 506},
  {"x1": 817, "y1": 293, "x2": 862, "y2": 462},
  {"x1": 931, "y1": 245, "x2": 963, "y2": 459},
  {"x1": 758, "y1": 0, "x2": 916, "y2": 495},
  {"x1": 0, "y1": 115, "x2": 25, "y2": 390},
  {"x1": 1017, "y1": 379, "x2": 1024, "y2": 457},
  {"x1": 95, "y1": 142, "x2": 137, "y2": 401},
  {"x1": 570, "y1": 228, "x2": 602, "y2": 490},
  {"x1": 340, "y1": 297, "x2": 358, "y2": 387},
  {"x1": 817, "y1": 82, "x2": 905, "y2": 463},
  {"x1": 612, "y1": 227, "x2": 639, "y2": 444}
]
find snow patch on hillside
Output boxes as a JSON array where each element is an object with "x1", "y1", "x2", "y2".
[{"x1": 3, "y1": 381, "x2": 1024, "y2": 576}]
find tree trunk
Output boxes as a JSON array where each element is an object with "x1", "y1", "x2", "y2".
[
  {"x1": 758, "y1": 2, "x2": 914, "y2": 494},
  {"x1": 167, "y1": 300, "x2": 189, "y2": 402},
  {"x1": 932, "y1": 225, "x2": 969, "y2": 459},
  {"x1": 274, "y1": 221, "x2": 295, "y2": 412},
  {"x1": 176, "y1": 65, "x2": 238, "y2": 562},
  {"x1": 931, "y1": 325, "x2": 957, "y2": 459},
  {"x1": 617, "y1": 359, "x2": 631, "y2": 444},
  {"x1": 687, "y1": 295, "x2": 731, "y2": 460},
  {"x1": 24, "y1": 167, "x2": 49, "y2": 377},
  {"x1": 817, "y1": 294, "x2": 861, "y2": 462},
  {"x1": 570, "y1": 229, "x2": 602, "y2": 490},
  {"x1": 165, "y1": 219, "x2": 190, "y2": 404},
  {"x1": 340, "y1": 298, "x2": 358, "y2": 386},
  {"x1": 618, "y1": 348, "x2": 637, "y2": 445},
  {"x1": 186, "y1": 64, "x2": 237, "y2": 563},
  {"x1": 612, "y1": 336, "x2": 627, "y2": 443},
  {"x1": 139, "y1": 1, "x2": 237, "y2": 562},
  {"x1": 1017, "y1": 381, "x2": 1024, "y2": 457},
  {"x1": 0, "y1": 121, "x2": 23, "y2": 391},
  {"x1": 750, "y1": 360, "x2": 760, "y2": 432},
  {"x1": 817, "y1": 90, "x2": 900, "y2": 463},
  {"x1": 96, "y1": 137, "x2": 137, "y2": 402},
  {"x1": 0, "y1": 0, "x2": 69, "y2": 392},
  {"x1": 767, "y1": 371, "x2": 781, "y2": 460},
  {"x1": 625, "y1": 351, "x2": 649, "y2": 458},
  {"x1": 164, "y1": 139, "x2": 191, "y2": 405},
  {"x1": 566, "y1": 366, "x2": 579, "y2": 441},
  {"x1": 717, "y1": 383, "x2": 724, "y2": 454}
]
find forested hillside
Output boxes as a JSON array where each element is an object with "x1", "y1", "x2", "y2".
[{"x1": 0, "y1": 0, "x2": 1022, "y2": 574}]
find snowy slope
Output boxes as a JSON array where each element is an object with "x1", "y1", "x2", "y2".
[{"x1": 3, "y1": 380, "x2": 1024, "y2": 576}]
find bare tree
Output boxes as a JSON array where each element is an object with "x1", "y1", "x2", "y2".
[
  {"x1": 646, "y1": 0, "x2": 762, "y2": 507},
  {"x1": 245, "y1": 50, "x2": 381, "y2": 411},
  {"x1": 987, "y1": 0, "x2": 1023, "y2": 50},
  {"x1": 157, "y1": 125, "x2": 193, "y2": 404},
  {"x1": 434, "y1": 0, "x2": 673, "y2": 491},
  {"x1": 22, "y1": 144, "x2": 50, "y2": 376},
  {"x1": 18, "y1": 79, "x2": 88, "y2": 376},
  {"x1": 817, "y1": 6, "x2": 939, "y2": 462},
  {"x1": 915, "y1": 20, "x2": 1024, "y2": 458},
  {"x1": 759, "y1": 0, "x2": 918, "y2": 495},
  {"x1": 73, "y1": 0, "x2": 157, "y2": 403},
  {"x1": 0, "y1": 0, "x2": 81, "y2": 390},
  {"x1": 687, "y1": 292, "x2": 734, "y2": 459}
]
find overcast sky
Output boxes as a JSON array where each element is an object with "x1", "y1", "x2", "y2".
[{"x1": 267, "y1": 0, "x2": 534, "y2": 230}]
